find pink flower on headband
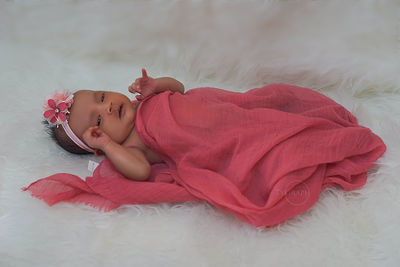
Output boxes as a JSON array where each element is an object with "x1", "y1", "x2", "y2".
[{"x1": 43, "y1": 89, "x2": 74, "y2": 126}]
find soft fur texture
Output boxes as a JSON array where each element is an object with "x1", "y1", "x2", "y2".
[{"x1": 1, "y1": 1, "x2": 399, "y2": 266}]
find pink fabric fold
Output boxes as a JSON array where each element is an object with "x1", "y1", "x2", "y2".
[
  {"x1": 23, "y1": 160, "x2": 201, "y2": 212},
  {"x1": 24, "y1": 84, "x2": 386, "y2": 227}
]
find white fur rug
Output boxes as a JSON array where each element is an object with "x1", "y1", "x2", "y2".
[{"x1": 1, "y1": 1, "x2": 400, "y2": 266}]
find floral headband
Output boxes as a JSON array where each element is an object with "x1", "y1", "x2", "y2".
[{"x1": 42, "y1": 89, "x2": 94, "y2": 153}]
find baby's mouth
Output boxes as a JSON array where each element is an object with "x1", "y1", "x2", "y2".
[{"x1": 119, "y1": 104, "x2": 123, "y2": 119}]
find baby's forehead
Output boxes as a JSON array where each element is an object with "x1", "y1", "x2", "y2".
[
  {"x1": 70, "y1": 90, "x2": 95, "y2": 116},
  {"x1": 73, "y1": 90, "x2": 98, "y2": 101},
  {"x1": 68, "y1": 90, "x2": 95, "y2": 137},
  {"x1": 75, "y1": 89, "x2": 112, "y2": 96}
]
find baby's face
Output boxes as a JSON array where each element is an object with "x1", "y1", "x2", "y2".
[{"x1": 68, "y1": 90, "x2": 138, "y2": 145}]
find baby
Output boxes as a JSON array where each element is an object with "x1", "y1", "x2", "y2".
[
  {"x1": 43, "y1": 68, "x2": 184, "y2": 181},
  {"x1": 36, "y1": 75, "x2": 387, "y2": 227}
]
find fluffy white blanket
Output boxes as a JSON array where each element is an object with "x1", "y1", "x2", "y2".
[{"x1": 1, "y1": 1, "x2": 399, "y2": 266}]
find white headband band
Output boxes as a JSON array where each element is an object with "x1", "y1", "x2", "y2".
[{"x1": 61, "y1": 121, "x2": 95, "y2": 153}]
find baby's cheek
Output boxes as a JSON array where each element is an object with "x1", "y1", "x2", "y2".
[{"x1": 110, "y1": 130, "x2": 126, "y2": 145}]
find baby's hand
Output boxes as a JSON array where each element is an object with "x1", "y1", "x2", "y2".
[
  {"x1": 82, "y1": 126, "x2": 112, "y2": 154},
  {"x1": 128, "y1": 68, "x2": 157, "y2": 101}
]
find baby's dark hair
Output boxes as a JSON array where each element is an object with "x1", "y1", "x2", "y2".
[{"x1": 42, "y1": 120, "x2": 90, "y2": 154}]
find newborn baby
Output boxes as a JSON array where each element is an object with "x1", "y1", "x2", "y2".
[{"x1": 43, "y1": 68, "x2": 184, "y2": 181}]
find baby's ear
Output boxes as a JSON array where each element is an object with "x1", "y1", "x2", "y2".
[{"x1": 94, "y1": 149, "x2": 105, "y2": 156}]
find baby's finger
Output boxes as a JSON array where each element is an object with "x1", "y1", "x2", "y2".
[
  {"x1": 86, "y1": 126, "x2": 99, "y2": 137},
  {"x1": 83, "y1": 127, "x2": 95, "y2": 141},
  {"x1": 142, "y1": 68, "x2": 148, "y2": 79},
  {"x1": 134, "y1": 78, "x2": 142, "y2": 88},
  {"x1": 136, "y1": 84, "x2": 141, "y2": 92},
  {"x1": 133, "y1": 80, "x2": 142, "y2": 92},
  {"x1": 89, "y1": 128, "x2": 98, "y2": 138},
  {"x1": 129, "y1": 86, "x2": 137, "y2": 94},
  {"x1": 94, "y1": 127, "x2": 104, "y2": 136}
]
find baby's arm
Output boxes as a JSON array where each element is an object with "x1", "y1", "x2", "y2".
[
  {"x1": 154, "y1": 77, "x2": 185, "y2": 94},
  {"x1": 83, "y1": 126, "x2": 151, "y2": 181},
  {"x1": 102, "y1": 141, "x2": 151, "y2": 181},
  {"x1": 129, "y1": 68, "x2": 184, "y2": 101}
]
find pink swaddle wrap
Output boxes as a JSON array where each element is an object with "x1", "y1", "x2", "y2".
[{"x1": 23, "y1": 84, "x2": 386, "y2": 227}]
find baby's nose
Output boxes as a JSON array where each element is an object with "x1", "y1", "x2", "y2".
[{"x1": 107, "y1": 102, "x2": 117, "y2": 114}]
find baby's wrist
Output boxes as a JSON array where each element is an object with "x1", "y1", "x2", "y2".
[{"x1": 100, "y1": 139, "x2": 115, "y2": 153}]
